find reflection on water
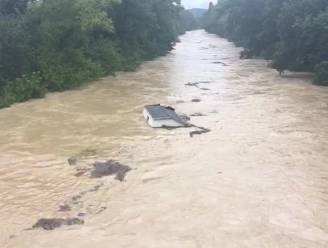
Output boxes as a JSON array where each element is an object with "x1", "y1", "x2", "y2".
[{"x1": 1, "y1": 30, "x2": 328, "y2": 247}]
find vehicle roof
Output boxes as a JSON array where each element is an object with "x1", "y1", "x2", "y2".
[{"x1": 144, "y1": 105, "x2": 184, "y2": 124}]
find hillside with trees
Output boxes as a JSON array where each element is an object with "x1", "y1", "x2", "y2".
[
  {"x1": 0, "y1": 0, "x2": 187, "y2": 108},
  {"x1": 188, "y1": 8, "x2": 206, "y2": 19},
  {"x1": 179, "y1": 9, "x2": 198, "y2": 31},
  {"x1": 203, "y1": 0, "x2": 328, "y2": 85}
]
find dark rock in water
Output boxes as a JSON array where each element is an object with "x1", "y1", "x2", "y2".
[
  {"x1": 59, "y1": 204, "x2": 71, "y2": 212},
  {"x1": 68, "y1": 157, "x2": 77, "y2": 166},
  {"x1": 32, "y1": 218, "x2": 84, "y2": 230},
  {"x1": 91, "y1": 160, "x2": 131, "y2": 181},
  {"x1": 191, "y1": 99, "x2": 201, "y2": 103}
]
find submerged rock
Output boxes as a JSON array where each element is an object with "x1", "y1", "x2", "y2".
[
  {"x1": 32, "y1": 218, "x2": 84, "y2": 230},
  {"x1": 91, "y1": 160, "x2": 131, "y2": 181},
  {"x1": 191, "y1": 99, "x2": 201, "y2": 103}
]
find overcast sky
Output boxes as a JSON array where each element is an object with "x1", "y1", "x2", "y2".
[{"x1": 181, "y1": 0, "x2": 214, "y2": 9}]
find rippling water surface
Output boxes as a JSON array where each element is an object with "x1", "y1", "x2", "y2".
[{"x1": 1, "y1": 30, "x2": 328, "y2": 247}]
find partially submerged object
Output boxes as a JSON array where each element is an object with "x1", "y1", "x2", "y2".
[
  {"x1": 91, "y1": 160, "x2": 131, "y2": 181},
  {"x1": 32, "y1": 218, "x2": 84, "y2": 230},
  {"x1": 143, "y1": 104, "x2": 211, "y2": 137},
  {"x1": 143, "y1": 104, "x2": 187, "y2": 128}
]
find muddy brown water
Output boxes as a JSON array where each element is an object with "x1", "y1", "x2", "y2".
[{"x1": 1, "y1": 30, "x2": 328, "y2": 247}]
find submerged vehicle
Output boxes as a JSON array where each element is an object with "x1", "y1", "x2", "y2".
[{"x1": 143, "y1": 104, "x2": 187, "y2": 128}]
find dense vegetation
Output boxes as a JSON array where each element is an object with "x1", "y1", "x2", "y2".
[
  {"x1": 189, "y1": 8, "x2": 207, "y2": 19},
  {"x1": 179, "y1": 9, "x2": 198, "y2": 31},
  {"x1": 0, "y1": 0, "x2": 187, "y2": 108},
  {"x1": 188, "y1": 8, "x2": 206, "y2": 29},
  {"x1": 204, "y1": 0, "x2": 328, "y2": 85}
]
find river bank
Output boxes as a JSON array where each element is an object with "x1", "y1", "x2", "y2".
[{"x1": 1, "y1": 30, "x2": 328, "y2": 247}]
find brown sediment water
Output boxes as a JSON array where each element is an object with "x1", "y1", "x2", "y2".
[{"x1": 1, "y1": 30, "x2": 328, "y2": 247}]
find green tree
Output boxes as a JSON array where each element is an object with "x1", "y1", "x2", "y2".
[
  {"x1": 204, "y1": 0, "x2": 328, "y2": 85},
  {"x1": 0, "y1": 0, "x2": 187, "y2": 108}
]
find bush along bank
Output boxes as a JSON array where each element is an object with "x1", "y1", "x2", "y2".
[
  {"x1": 0, "y1": 0, "x2": 188, "y2": 108},
  {"x1": 203, "y1": 0, "x2": 328, "y2": 86}
]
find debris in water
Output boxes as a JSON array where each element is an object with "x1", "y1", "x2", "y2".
[
  {"x1": 72, "y1": 194, "x2": 83, "y2": 202},
  {"x1": 68, "y1": 149, "x2": 98, "y2": 166},
  {"x1": 79, "y1": 149, "x2": 97, "y2": 157},
  {"x1": 213, "y1": 61, "x2": 227, "y2": 66},
  {"x1": 143, "y1": 104, "x2": 210, "y2": 138},
  {"x1": 88, "y1": 183, "x2": 103, "y2": 192},
  {"x1": 179, "y1": 114, "x2": 191, "y2": 122},
  {"x1": 91, "y1": 160, "x2": 131, "y2": 181},
  {"x1": 68, "y1": 157, "x2": 77, "y2": 166},
  {"x1": 96, "y1": 206, "x2": 107, "y2": 214},
  {"x1": 185, "y1": 81, "x2": 212, "y2": 88},
  {"x1": 74, "y1": 167, "x2": 89, "y2": 178},
  {"x1": 59, "y1": 204, "x2": 71, "y2": 212},
  {"x1": 32, "y1": 218, "x2": 84, "y2": 230},
  {"x1": 142, "y1": 176, "x2": 163, "y2": 184},
  {"x1": 185, "y1": 82, "x2": 198, "y2": 87},
  {"x1": 190, "y1": 113, "x2": 206, "y2": 117},
  {"x1": 189, "y1": 127, "x2": 211, "y2": 138},
  {"x1": 74, "y1": 171, "x2": 86, "y2": 177}
]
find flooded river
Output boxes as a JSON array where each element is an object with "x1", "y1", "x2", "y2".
[{"x1": 1, "y1": 30, "x2": 328, "y2": 247}]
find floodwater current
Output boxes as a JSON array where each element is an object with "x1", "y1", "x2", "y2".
[{"x1": 1, "y1": 30, "x2": 328, "y2": 247}]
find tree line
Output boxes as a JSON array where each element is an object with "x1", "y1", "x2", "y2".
[
  {"x1": 203, "y1": 0, "x2": 328, "y2": 85},
  {"x1": 0, "y1": 0, "x2": 189, "y2": 108}
]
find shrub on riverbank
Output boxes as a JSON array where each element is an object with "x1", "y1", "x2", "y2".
[
  {"x1": 0, "y1": 0, "x2": 186, "y2": 108},
  {"x1": 314, "y1": 62, "x2": 328, "y2": 86},
  {"x1": 203, "y1": 0, "x2": 328, "y2": 85}
]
